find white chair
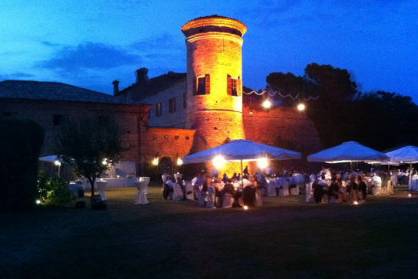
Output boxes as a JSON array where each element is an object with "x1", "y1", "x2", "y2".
[
  {"x1": 96, "y1": 179, "x2": 107, "y2": 201},
  {"x1": 222, "y1": 193, "x2": 234, "y2": 208},
  {"x1": 184, "y1": 181, "x2": 194, "y2": 200},
  {"x1": 267, "y1": 180, "x2": 276, "y2": 197},
  {"x1": 173, "y1": 184, "x2": 184, "y2": 201},
  {"x1": 290, "y1": 185, "x2": 299, "y2": 196},
  {"x1": 135, "y1": 177, "x2": 150, "y2": 205}
]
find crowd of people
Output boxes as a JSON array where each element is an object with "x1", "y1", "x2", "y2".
[{"x1": 160, "y1": 166, "x2": 413, "y2": 208}]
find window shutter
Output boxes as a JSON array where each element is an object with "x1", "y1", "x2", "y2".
[
  {"x1": 237, "y1": 76, "x2": 242, "y2": 96},
  {"x1": 227, "y1": 75, "x2": 232, "y2": 96},
  {"x1": 192, "y1": 76, "x2": 197, "y2": 95},
  {"x1": 205, "y1": 74, "x2": 210, "y2": 94}
]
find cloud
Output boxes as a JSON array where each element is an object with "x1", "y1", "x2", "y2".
[
  {"x1": 0, "y1": 72, "x2": 34, "y2": 80},
  {"x1": 39, "y1": 42, "x2": 142, "y2": 72},
  {"x1": 131, "y1": 33, "x2": 182, "y2": 52}
]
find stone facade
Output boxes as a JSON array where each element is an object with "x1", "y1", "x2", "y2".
[{"x1": 0, "y1": 98, "x2": 150, "y2": 164}]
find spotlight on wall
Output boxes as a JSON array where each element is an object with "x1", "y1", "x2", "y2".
[
  {"x1": 212, "y1": 154, "x2": 227, "y2": 170},
  {"x1": 296, "y1": 102, "x2": 306, "y2": 112},
  {"x1": 256, "y1": 157, "x2": 269, "y2": 170},
  {"x1": 261, "y1": 99, "x2": 273, "y2": 110},
  {"x1": 152, "y1": 157, "x2": 159, "y2": 166},
  {"x1": 176, "y1": 157, "x2": 183, "y2": 166}
]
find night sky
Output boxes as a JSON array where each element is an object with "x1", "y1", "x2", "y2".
[{"x1": 1, "y1": 0, "x2": 417, "y2": 101}]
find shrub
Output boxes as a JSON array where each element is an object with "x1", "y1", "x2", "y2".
[
  {"x1": 0, "y1": 118, "x2": 44, "y2": 211},
  {"x1": 37, "y1": 172, "x2": 73, "y2": 206}
]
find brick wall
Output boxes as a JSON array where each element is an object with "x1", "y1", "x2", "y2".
[
  {"x1": 0, "y1": 99, "x2": 149, "y2": 163},
  {"x1": 243, "y1": 104, "x2": 321, "y2": 155}
]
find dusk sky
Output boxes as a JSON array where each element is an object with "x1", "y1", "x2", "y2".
[{"x1": 1, "y1": 0, "x2": 417, "y2": 101}]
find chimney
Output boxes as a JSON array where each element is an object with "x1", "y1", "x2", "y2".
[
  {"x1": 136, "y1": 67, "x2": 149, "y2": 85},
  {"x1": 112, "y1": 80, "x2": 119, "y2": 96}
]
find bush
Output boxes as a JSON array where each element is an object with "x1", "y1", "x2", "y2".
[
  {"x1": 0, "y1": 118, "x2": 44, "y2": 211},
  {"x1": 37, "y1": 172, "x2": 74, "y2": 206}
]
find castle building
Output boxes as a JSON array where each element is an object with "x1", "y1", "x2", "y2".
[{"x1": 0, "y1": 15, "x2": 321, "y2": 174}]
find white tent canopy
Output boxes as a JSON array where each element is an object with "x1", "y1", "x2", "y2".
[
  {"x1": 307, "y1": 141, "x2": 389, "y2": 163},
  {"x1": 39, "y1": 154, "x2": 61, "y2": 163},
  {"x1": 385, "y1": 146, "x2": 418, "y2": 164},
  {"x1": 183, "y1": 139, "x2": 301, "y2": 164}
]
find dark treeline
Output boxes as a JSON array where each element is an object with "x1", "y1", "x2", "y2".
[{"x1": 267, "y1": 63, "x2": 418, "y2": 151}]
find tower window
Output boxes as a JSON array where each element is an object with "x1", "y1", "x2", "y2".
[
  {"x1": 227, "y1": 75, "x2": 240, "y2": 96},
  {"x1": 183, "y1": 92, "x2": 187, "y2": 109},
  {"x1": 169, "y1": 97, "x2": 176, "y2": 113},
  {"x1": 194, "y1": 74, "x2": 210, "y2": 95},
  {"x1": 156, "y1": 102, "x2": 162, "y2": 117}
]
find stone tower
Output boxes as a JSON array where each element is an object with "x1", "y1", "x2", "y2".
[{"x1": 182, "y1": 15, "x2": 247, "y2": 152}]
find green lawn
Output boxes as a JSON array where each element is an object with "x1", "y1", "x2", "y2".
[{"x1": 1, "y1": 187, "x2": 418, "y2": 279}]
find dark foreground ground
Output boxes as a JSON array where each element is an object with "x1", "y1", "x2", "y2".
[{"x1": 1, "y1": 187, "x2": 418, "y2": 279}]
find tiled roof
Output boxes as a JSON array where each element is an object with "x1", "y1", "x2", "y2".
[
  {"x1": 0, "y1": 80, "x2": 135, "y2": 104},
  {"x1": 119, "y1": 72, "x2": 186, "y2": 101}
]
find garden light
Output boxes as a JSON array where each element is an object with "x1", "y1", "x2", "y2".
[
  {"x1": 35, "y1": 199, "x2": 41, "y2": 205},
  {"x1": 256, "y1": 157, "x2": 269, "y2": 170},
  {"x1": 261, "y1": 99, "x2": 272, "y2": 110},
  {"x1": 212, "y1": 154, "x2": 227, "y2": 170},
  {"x1": 297, "y1": 102, "x2": 306, "y2": 112},
  {"x1": 152, "y1": 157, "x2": 159, "y2": 166},
  {"x1": 408, "y1": 193, "x2": 412, "y2": 198},
  {"x1": 353, "y1": 201, "x2": 359, "y2": 206},
  {"x1": 243, "y1": 205, "x2": 249, "y2": 210}
]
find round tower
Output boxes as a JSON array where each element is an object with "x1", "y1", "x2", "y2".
[{"x1": 182, "y1": 15, "x2": 247, "y2": 151}]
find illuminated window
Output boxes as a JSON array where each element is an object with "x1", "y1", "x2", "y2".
[
  {"x1": 194, "y1": 74, "x2": 210, "y2": 95},
  {"x1": 227, "y1": 75, "x2": 240, "y2": 96},
  {"x1": 155, "y1": 102, "x2": 162, "y2": 117},
  {"x1": 169, "y1": 97, "x2": 176, "y2": 113}
]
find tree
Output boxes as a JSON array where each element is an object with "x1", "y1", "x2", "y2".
[
  {"x1": 0, "y1": 118, "x2": 44, "y2": 210},
  {"x1": 55, "y1": 116, "x2": 122, "y2": 202},
  {"x1": 266, "y1": 63, "x2": 418, "y2": 150}
]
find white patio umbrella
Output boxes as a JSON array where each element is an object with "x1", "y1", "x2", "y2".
[
  {"x1": 385, "y1": 146, "x2": 418, "y2": 164},
  {"x1": 39, "y1": 154, "x2": 61, "y2": 163},
  {"x1": 183, "y1": 139, "x2": 301, "y2": 183},
  {"x1": 183, "y1": 139, "x2": 301, "y2": 164},
  {"x1": 307, "y1": 141, "x2": 389, "y2": 164},
  {"x1": 39, "y1": 154, "x2": 62, "y2": 176},
  {"x1": 385, "y1": 146, "x2": 418, "y2": 190}
]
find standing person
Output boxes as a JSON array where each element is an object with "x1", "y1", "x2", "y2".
[
  {"x1": 192, "y1": 170, "x2": 205, "y2": 200},
  {"x1": 358, "y1": 175, "x2": 368, "y2": 201},
  {"x1": 347, "y1": 175, "x2": 359, "y2": 202},
  {"x1": 312, "y1": 177, "x2": 322, "y2": 204},
  {"x1": 328, "y1": 175, "x2": 340, "y2": 203}
]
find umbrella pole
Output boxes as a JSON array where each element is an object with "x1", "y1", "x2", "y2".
[
  {"x1": 240, "y1": 159, "x2": 243, "y2": 187},
  {"x1": 409, "y1": 163, "x2": 413, "y2": 191}
]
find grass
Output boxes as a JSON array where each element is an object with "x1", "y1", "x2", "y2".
[{"x1": 1, "y1": 187, "x2": 418, "y2": 279}]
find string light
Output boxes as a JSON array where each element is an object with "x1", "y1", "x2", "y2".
[{"x1": 244, "y1": 88, "x2": 319, "y2": 101}]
